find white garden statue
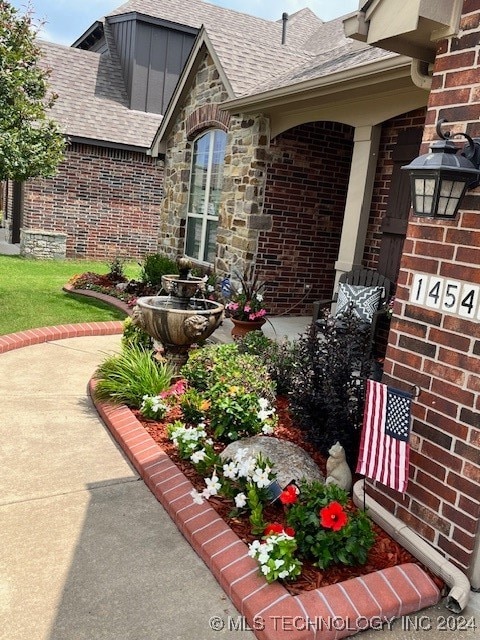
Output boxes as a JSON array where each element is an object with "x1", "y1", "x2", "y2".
[{"x1": 325, "y1": 441, "x2": 352, "y2": 492}]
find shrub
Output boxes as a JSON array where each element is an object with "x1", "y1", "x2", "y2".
[
  {"x1": 181, "y1": 343, "x2": 277, "y2": 442},
  {"x1": 93, "y1": 345, "x2": 174, "y2": 408},
  {"x1": 121, "y1": 317, "x2": 153, "y2": 351},
  {"x1": 179, "y1": 387, "x2": 211, "y2": 423},
  {"x1": 236, "y1": 331, "x2": 296, "y2": 395},
  {"x1": 288, "y1": 309, "x2": 373, "y2": 468},
  {"x1": 285, "y1": 480, "x2": 375, "y2": 570},
  {"x1": 106, "y1": 256, "x2": 126, "y2": 282},
  {"x1": 140, "y1": 253, "x2": 178, "y2": 288},
  {"x1": 180, "y1": 343, "x2": 242, "y2": 391}
]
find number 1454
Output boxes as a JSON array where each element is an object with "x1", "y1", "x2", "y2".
[{"x1": 410, "y1": 274, "x2": 480, "y2": 320}]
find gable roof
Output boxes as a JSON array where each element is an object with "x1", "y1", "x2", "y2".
[
  {"x1": 104, "y1": 1, "x2": 324, "y2": 98},
  {"x1": 39, "y1": 41, "x2": 163, "y2": 150}
]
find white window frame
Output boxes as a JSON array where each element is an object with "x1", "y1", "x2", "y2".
[{"x1": 185, "y1": 129, "x2": 226, "y2": 264}]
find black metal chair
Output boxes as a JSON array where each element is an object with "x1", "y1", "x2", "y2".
[{"x1": 313, "y1": 268, "x2": 393, "y2": 347}]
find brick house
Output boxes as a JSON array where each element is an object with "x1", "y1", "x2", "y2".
[
  {"x1": 148, "y1": 0, "x2": 479, "y2": 595},
  {"x1": 2, "y1": 34, "x2": 165, "y2": 259},
  {"x1": 2, "y1": 0, "x2": 479, "y2": 594}
]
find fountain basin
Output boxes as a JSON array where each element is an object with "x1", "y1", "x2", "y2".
[
  {"x1": 161, "y1": 274, "x2": 204, "y2": 303},
  {"x1": 132, "y1": 296, "x2": 224, "y2": 347}
]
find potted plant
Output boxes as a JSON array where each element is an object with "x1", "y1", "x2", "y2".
[{"x1": 223, "y1": 268, "x2": 269, "y2": 339}]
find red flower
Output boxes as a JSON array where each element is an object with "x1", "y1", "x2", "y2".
[
  {"x1": 263, "y1": 523, "x2": 296, "y2": 537},
  {"x1": 264, "y1": 522, "x2": 284, "y2": 536},
  {"x1": 319, "y1": 501, "x2": 348, "y2": 532},
  {"x1": 279, "y1": 484, "x2": 299, "y2": 505}
]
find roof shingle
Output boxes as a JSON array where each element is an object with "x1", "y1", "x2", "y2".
[{"x1": 39, "y1": 41, "x2": 162, "y2": 149}]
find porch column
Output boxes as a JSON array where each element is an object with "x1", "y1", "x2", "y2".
[{"x1": 334, "y1": 124, "x2": 381, "y2": 285}]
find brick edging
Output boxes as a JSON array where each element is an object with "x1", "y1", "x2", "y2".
[
  {"x1": 90, "y1": 382, "x2": 441, "y2": 640},
  {"x1": 0, "y1": 321, "x2": 124, "y2": 354},
  {"x1": 62, "y1": 283, "x2": 133, "y2": 316}
]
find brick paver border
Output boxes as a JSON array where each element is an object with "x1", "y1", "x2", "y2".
[{"x1": 0, "y1": 323, "x2": 441, "y2": 640}]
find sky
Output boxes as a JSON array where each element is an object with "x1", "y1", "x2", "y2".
[{"x1": 10, "y1": 0, "x2": 360, "y2": 45}]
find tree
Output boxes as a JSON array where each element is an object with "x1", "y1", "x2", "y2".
[{"x1": 0, "y1": 1, "x2": 65, "y2": 181}]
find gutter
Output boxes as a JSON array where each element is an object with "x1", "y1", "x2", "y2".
[
  {"x1": 221, "y1": 53, "x2": 413, "y2": 113},
  {"x1": 353, "y1": 480, "x2": 471, "y2": 613}
]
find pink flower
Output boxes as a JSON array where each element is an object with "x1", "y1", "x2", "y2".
[
  {"x1": 244, "y1": 304, "x2": 251, "y2": 313},
  {"x1": 160, "y1": 379, "x2": 187, "y2": 398}
]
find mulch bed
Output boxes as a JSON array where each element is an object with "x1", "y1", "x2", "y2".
[{"x1": 134, "y1": 395, "x2": 445, "y2": 595}]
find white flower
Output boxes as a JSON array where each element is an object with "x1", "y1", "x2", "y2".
[
  {"x1": 234, "y1": 492, "x2": 247, "y2": 508},
  {"x1": 191, "y1": 449, "x2": 206, "y2": 464},
  {"x1": 252, "y1": 467, "x2": 271, "y2": 488},
  {"x1": 233, "y1": 448, "x2": 249, "y2": 463},
  {"x1": 190, "y1": 489, "x2": 204, "y2": 505},
  {"x1": 205, "y1": 473, "x2": 221, "y2": 496},
  {"x1": 258, "y1": 550, "x2": 270, "y2": 565},
  {"x1": 262, "y1": 423, "x2": 275, "y2": 435},
  {"x1": 255, "y1": 293, "x2": 264, "y2": 302},
  {"x1": 278, "y1": 570, "x2": 290, "y2": 579},
  {"x1": 248, "y1": 540, "x2": 261, "y2": 556},
  {"x1": 258, "y1": 398, "x2": 270, "y2": 410},
  {"x1": 274, "y1": 559, "x2": 285, "y2": 569},
  {"x1": 258, "y1": 409, "x2": 272, "y2": 422},
  {"x1": 222, "y1": 461, "x2": 238, "y2": 479},
  {"x1": 237, "y1": 456, "x2": 256, "y2": 479},
  {"x1": 261, "y1": 565, "x2": 270, "y2": 576}
]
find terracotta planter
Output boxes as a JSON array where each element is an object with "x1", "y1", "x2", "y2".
[{"x1": 230, "y1": 317, "x2": 266, "y2": 339}]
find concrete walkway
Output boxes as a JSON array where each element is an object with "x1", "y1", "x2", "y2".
[
  {"x1": 1, "y1": 329, "x2": 479, "y2": 640},
  {"x1": 0, "y1": 334, "x2": 253, "y2": 640}
]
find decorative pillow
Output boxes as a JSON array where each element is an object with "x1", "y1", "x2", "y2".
[{"x1": 335, "y1": 284, "x2": 384, "y2": 324}]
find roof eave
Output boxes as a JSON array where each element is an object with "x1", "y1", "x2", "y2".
[
  {"x1": 150, "y1": 29, "x2": 235, "y2": 157},
  {"x1": 68, "y1": 135, "x2": 156, "y2": 153},
  {"x1": 71, "y1": 21, "x2": 104, "y2": 49},
  {"x1": 221, "y1": 53, "x2": 413, "y2": 114}
]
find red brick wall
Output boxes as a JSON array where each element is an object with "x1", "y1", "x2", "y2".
[
  {"x1": 22, "y1": 142, "x2": 164, "y2": 260},
  {"x1": 371, "y1": 1, "x2": 480, "y2": 577},
  {"x1": 257, "y1": 121, "x2": 354, "y2": 315}
]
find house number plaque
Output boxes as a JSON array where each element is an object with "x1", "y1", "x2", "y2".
[{"x1": 410, "y1": 273, "x2": 480, "y2": 321}]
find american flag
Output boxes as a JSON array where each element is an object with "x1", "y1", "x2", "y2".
[{"x1": 356, "y1": 380, "x2": 413, "y2": 493}]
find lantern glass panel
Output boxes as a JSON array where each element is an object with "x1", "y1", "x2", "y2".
[
  {"x1": 414, "y1": 177, "x2": 436, "y2": 214},
  {"x1": 437, "y1": 179, "x2": 467, "y2": 217}
]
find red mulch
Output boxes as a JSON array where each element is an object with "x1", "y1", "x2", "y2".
[{"x1": 135, "y1": 396, "x2": 444, "y2": 595}]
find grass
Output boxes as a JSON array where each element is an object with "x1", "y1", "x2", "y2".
[{"x1": 0, "y1": 255, "x2": 140, "y2": 335}]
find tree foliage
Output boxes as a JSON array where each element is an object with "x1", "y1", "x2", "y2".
[{"x1": 0, "y1": 1, "x2": 65, "y2": 181}]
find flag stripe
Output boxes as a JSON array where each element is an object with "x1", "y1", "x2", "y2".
[{"x1": 356, "y1": 380, "x2": 412, "y2": 493}]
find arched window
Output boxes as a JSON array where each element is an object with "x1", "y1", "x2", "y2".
[{"x1": 185, "y1": 129, "x2": 227, "y2": 263}]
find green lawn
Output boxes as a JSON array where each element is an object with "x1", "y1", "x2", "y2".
[{"x1": 0, "y1": 256, "x2": 140, "y2": 335}]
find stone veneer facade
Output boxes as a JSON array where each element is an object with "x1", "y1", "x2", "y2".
[
  {"x1": 161, "y1": 50, "x2": 273, "y2": 288},
  {"x1": 372, "y1": 0, "x2": 480, "y2": 586},
  {"x1": 18, "y1": 142, "x2": 164, "y2": 260}
]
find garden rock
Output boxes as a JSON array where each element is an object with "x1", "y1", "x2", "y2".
[{"x1": 221, "y1": 435, "x2": 324, "y2": 488}]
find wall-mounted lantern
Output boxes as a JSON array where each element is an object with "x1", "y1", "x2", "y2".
[{"x1": 402, "y1": 119, "x2": 480, "y2": 219}]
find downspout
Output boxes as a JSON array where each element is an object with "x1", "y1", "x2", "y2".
[
  {"x1": 410, "y1": 58, "x2": 433, "y2": 90},
  {"x1": 353, "y1": 480, "x2": 471, "y2": 613}
]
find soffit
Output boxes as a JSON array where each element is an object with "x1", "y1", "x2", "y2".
[{"x1": 344, "y1": 0, "x2": 463, "y2": 63}]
